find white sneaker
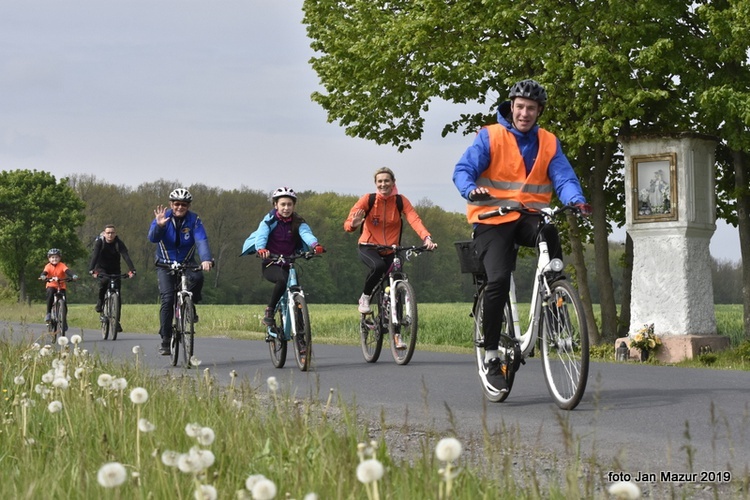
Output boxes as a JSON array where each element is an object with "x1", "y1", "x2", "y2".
[{"x1": 358, "y1": 294, "x2": 372, "y2": 314}]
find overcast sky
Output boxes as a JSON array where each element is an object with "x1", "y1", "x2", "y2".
[{"x1": 0, "y1": 1, "x2": 740, "y2": 262}]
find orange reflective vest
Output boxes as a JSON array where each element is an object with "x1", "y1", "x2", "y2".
[{"x1": 466, "y1": 124, "x2": 557, "y2": 225}]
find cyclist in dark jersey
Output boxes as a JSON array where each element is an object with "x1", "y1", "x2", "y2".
[{"x1": 88, "y1": 225, "x2": 136, "y2": 332}]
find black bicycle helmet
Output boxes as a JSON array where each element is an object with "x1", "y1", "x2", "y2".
[
  {"x1": 169, "y1": 188, "x2": 193, "y2": 203},
  {"x1": 272, "y1": 186, "x2": 297, "y2": 201},
  {"x1": 508, "y1": 79, "x2": 548, "y2": 106},
  {"x1": 47, "y1": 248, "x2": 62, "y2": 257}
]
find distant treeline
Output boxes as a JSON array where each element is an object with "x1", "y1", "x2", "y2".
[{"x1": 18, "y1": 175, "x2": 742, "y2": 306}]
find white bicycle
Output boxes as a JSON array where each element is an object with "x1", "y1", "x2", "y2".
[{"x1": 456, "y1": 205, "x2": 589, "y2": 410}]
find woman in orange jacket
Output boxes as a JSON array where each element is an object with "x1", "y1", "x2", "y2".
[{"x1": 344, "y1": 167, "x2": 437, "y2": 314}]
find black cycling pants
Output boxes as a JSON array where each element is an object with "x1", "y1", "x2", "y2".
[
  {"x1": 262, "y1": 264, "x2": 289, "y2": 309},
  {"x1": 357, "y1": 245, "x2": 395, "y2": 296}
]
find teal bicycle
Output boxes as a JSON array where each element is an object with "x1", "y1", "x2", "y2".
[{"x1": 264, "y1": 251, "x2": 321, "y2": 371}]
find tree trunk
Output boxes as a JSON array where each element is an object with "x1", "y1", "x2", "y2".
[
  {"x1": 617, "y1": 232, "x2": 634, "y2": 338},
  {"x1": 18, "y1": 267, "x2": 27, "y2": 304},
  {"x1": 732, "y1": 150, "x2": 750, "y2": 339},
  {"x1": 567, "y1": 213, "x2": 600, "y2": 344},
  {"x1": 591, "y1": 144, "x2": 619, "y2": 342}
]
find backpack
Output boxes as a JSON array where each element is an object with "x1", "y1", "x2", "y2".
[{"x1": 362, "y1": 193, "x2": 404, "y2": 242}]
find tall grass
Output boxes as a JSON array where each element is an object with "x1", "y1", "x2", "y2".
[{"x1": 0, "y1": 326, "x2": 587, "y2": 499}]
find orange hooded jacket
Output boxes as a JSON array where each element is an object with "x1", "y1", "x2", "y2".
[{"x1": 344, "y1": 193, "x2": 431, "y2": 246}]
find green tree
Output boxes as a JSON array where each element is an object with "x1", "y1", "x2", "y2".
[
  {"x1": 694, "y1": 0, "x2": 750, "y2": 337},
  {"x1": 0, "y1": 170, "x2": 87, "y2": 303}
]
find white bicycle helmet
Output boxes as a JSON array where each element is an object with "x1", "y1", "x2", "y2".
[
  {"x1": 272, "y1": 186, "x2": 297, "y2": 201},
  {"x1": 47, "y1": 248, "x2": 62, "y2": 257},
  {"x1": 169, "y1": 188, "x2": 193, "y2": 203}
]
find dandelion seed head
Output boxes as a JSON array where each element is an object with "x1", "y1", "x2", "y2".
[
  {"x1": 232, "y1": 399, "x2": 242, "y2": 410},
  {"x1": 110, "y1": 377, "x2": 128, "y2": 391},
  {"x1": 13, "y1": 375, "x2": 25, "y2": 385},
  {"x1": 608, "y1": 481, "x2": 641, "y2": 499},
  {"x1": 189, "y1": 446, "x2": 215, "y2": 469},
  {"x1": 185, "y1": 422, "x2": 202, "y2": 437},
  {"x1": 31, "y1": 342, "x2": 41, "y2": 351},
  {"x1": 251, "y1": 478, "x2": 277, "y2": 500},
  {"x1": 161, "y1": 450, "x2": 180, "y2": 467},
  {"x1": 266, "y1": 376, "x2": 278, "y2": 393},
  {"x1": 97, "y1": 462, "x2": 127, "y2": 488},
  {"x1": 129, "y1": 387, "x2": 149, "y2": 404},
  {"x1": 138, "y1": 418, "x2": 156, "y2": 433},
  {"x1": 245, "y1": 474, "x2": 267, "y2": 491},
  {"x1": 197, "y1": 427, "x2": 215, "y2": 446},
  {"x1": 38, "y1": 346, "x2": 52, "y2": 357},
  {"x1": 303, "y1": 494, "x2": 319, "y2": 500},
  {"x1": 435, "y1": 437, "x2": 463, "y2": 462},
  {"x1": 74, "y1": 367, "x2": 85, "y2": 379},
  {"x1": 97, "y1": 373, "x2": 113, "y2": 388},
  {"x1": 230, "y1": 370, "x2": 237, "y2": 379},
  {"x1": 70, "y1": 334, "x2": 82, "y2": 345},
  {"x1": 177, "y1": 453, "x2": 200, "y2": 474},
  {"x1": 132, "y1": 345, "x2": 141, "y2": 354},
  {"x1": 191, "y1": 357, "x2": 202, "y2": 367},
  {"x1": 52, "y1": 377, "x2": 69, "y2": 390},
  {"x1": 48, "y1": 401, "x2": 63, "y2": 413},
  {"x1": 41, "y1": 372, "x2": 54, "y2": 384},
  {"x1": 57, "y1": 336, "x2": 69, "y2": 347},
  {"x1": 356, "y1": 459, "x2": 384, "y2": 484},
  {"x1": 195, "y1": 484, "x2": 217, "y2": 500}
]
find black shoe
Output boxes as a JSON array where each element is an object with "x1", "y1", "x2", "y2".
[
  {"x1": 159, "y1": 341, "x2": 171, "y2": 355},
  {"x1": 262, "y1": 307, "x2": 275, "y2": 327},
  {"x1": 116, "y1": 323, "x2": 123, "y2": 333},
  {"x1": 296, "y1": 335, "x2": 307, "y2": 355},
  {"x1": 95, "y1": 302, "x2": 103, "y2": 313},
  {"x1": 485, "y1": 358, "x2": 508, "y2": 393}
]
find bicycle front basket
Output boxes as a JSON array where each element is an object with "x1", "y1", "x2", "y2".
[{"x1": 454, "y1": 240, "x2": 486, "y2": 275}]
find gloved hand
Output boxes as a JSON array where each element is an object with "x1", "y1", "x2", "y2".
[
  {"x1": 90, "y1": 270, "x2": 99, "y2": 278},
  {"x1": 72, "y1": 275, "x2": 79, "y2": 281},
  {"x1": 257, "y1": 248, "x2": 270, "y2": 259},
  {"x1": 128, "y1": 270, "x2": 136, "y2": 278},
  {"x1": 313, "y1": 244, "x2": 325, "y2": 255},
  {"x1": 575, "y1": 203, "x2": 592, "y2": 217},
  {"x1": 39, "y1": 274, "x2": 46, "y2": 281}
]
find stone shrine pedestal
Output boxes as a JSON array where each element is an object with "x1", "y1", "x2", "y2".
[{"x1": 615, "y1": 134, "x2": 729, "y2": 362}]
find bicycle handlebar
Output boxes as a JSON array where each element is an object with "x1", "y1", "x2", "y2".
[
  {"x1": 360, "y1": 243, "x2": 431, "y2": 253},
  {"x1": 94, "y1": 272, "x2": 133, "y2": 279},
  {"x1": 40, "y1": 276, "x2": 76, "y2": 283},
  {"x1": 260, "y1": 250, "x2": 321, "y2": 264},
  {"x1": 155, "y1": 261, "x2": 204, "y2": 273},
  {"x1": 477, "y1": 204, "x2": 580, "y2": 221}
]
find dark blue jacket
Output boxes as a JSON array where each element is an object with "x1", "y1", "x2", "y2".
[{"x1": 148, "y1": 210, "x2": 212, "y2": 264}]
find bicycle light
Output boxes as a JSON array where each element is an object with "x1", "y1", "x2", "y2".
[{"x1": 548, "y1": 258, "x2": 564, "y2": 273}]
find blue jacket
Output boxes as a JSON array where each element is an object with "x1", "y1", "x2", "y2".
[
  {"x1": 148, "y1": 210, "x2": 212, "y2": 264},
  {"x1": 453, "y1": 102, "x2": 586, "y2": 206},
  {"x1": 241, "y1": 210, "x2": 318, "y2": 256}
]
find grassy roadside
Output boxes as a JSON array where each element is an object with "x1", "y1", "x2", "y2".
[{"x1": 1, "y1": 301, "x2": 747, "y2": 369}]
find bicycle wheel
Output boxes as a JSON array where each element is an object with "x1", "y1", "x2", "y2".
[
  {"x1": 540, "y1": 280, "x2": 589, "y2": 410},
  {"x1": 170, "y1": 329, "x2": 180, "y2": 367},
  {"x1": 100, "y1": 294, "x2": 110, "y2": 340},
  {"x1": 59, "y1": 299, "x2": 68, "y2": 337},
  {"x1": 182, "y1": 296, "x2": 195, "y2": 366},
  {"x1": 389, "y1": 281, "x2": 418, "y2": 365},
  {"x1": 360, "y1": 290, "x2": 384, "y2": 363},
  {"x1": 292, "y1": 294, "x2": 312, "y2": 371},
  {"x1": 110, "y1": 292, "x2": 120, "y2": 340},
  {"x1": 268, "y1": 305, "x2": 287, "y2": 368},
  {"x1": 48, "y1": 300, "x2": 58, "y2": 341},
  {"x1": 473, "y1": 289, "x2": 517, "y2": 403}
]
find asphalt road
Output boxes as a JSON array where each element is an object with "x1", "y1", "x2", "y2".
[{"x1": 3, "y1": 320, "x2": 748, "y2": 481}]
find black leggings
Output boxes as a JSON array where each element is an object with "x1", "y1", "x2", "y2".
[
  {"x1": 357, "y1": 245, "x2": 394, "y2": 296},
  {"x1": 262, "y1": 264, "x2": 289, "y2": 309}
]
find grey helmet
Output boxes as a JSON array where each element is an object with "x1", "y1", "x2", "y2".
[{"x1": 508, "y1": 79, "x2": 548, "y2": 106}]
